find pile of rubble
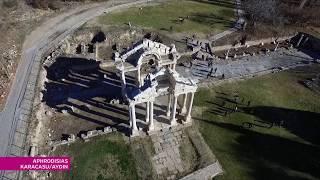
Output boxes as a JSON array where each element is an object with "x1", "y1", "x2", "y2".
[
  {"x1": 80, "y1": 127, "x2": 116, "y2": 142},
  {"x1": 49, "y1": 126, "x2": 116, "y2": 147},
  {"x1": 186, "y1": 35, "x2": 295, "y2": 62}
]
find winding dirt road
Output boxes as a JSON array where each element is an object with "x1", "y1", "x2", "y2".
[{"x1": 0, "y1": 0, "x2": 154, "y2": 178}]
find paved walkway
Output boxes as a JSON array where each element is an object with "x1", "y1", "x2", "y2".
[
  {"x1": 208, "y1": 0, "x2": 243, "y2": 42},
  {"x1": 177, "y1": 48, "x2": 316, "y2": 84},
  {"x1": 180, "y1": 162, "x2": 223, "y2": 180},
  {"x1": 151, "y1": 126, "x2": 186, "y2": 180},
  {"x1": 0, "y1": 1, "x2": 161, "y2": 179},
  {"x1": 150, "y1": 125, "x2": 223, "y2": 180}
]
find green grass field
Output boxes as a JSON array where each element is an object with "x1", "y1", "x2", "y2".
[
  {"x1": 98, "y1": 0, "x2": 234, "y2": 35},
  {"x1": 55, "y1": 133, "x2": 138, "y2": 180},
  {"x1": 194, "y1": 65, "x2": 320, "y2": 180}
]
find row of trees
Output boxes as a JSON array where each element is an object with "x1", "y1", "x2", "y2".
[
  {"x1": 298, "y1": 0, "x2": 317, "y2": 9},
  {"x1": 243, "y1": 0, "x2": 320, "y2": 27}
]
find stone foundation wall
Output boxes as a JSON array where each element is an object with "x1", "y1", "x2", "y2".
[
  {"x1": 213, "y1": 35, "x2": 295, "y2": 52},
  {"x1": 49, "y1": 126, "x2": 116, "y2": 147}
]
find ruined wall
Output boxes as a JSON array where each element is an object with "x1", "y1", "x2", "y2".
[{"x1": 213, "y1": 35, "x2": 295, "y2": 52}]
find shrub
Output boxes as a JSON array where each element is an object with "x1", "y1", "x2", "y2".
[
  {"x1": 2, "y1": 0, "x2": 18, "y2": 8},
  {"x1": 243, "y1": 0, "x2": 283, "y2": 26},
  {"x1": 25, "y1": 0, "x2": 48, "y2": 9},
  {"x1": 48, "y1": 1, "x2": 62, "y2": 10}
]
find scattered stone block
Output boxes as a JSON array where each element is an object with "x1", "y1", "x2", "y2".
[
  {"x1": 29, "y1": 146, "x2": 38, "y2": 157},
  {"x1": 45, "y1": 111, "x2": 52, "y2": 116}
]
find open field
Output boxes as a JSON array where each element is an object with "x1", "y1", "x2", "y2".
[
  {"x1": 193, "y1": 65, "x2": 320, "y2": 180},
  {"x1": 98, "y1": 0, "x2": 235, "y2": 35},
  {"x1": 53, "y1": 133, "x2": 138, "y2": 180}
]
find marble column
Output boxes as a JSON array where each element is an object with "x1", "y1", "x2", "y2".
[
  {"x1": 274, "y1": 42, "x2": 279, "y2": 51},
  {"x1": 296, "y1": 34, "x2": 304, "y2": 47},
  {"x1": 146, "y1": 102, "x2": 150, "y2": 123},
  {"x1": 149, "y1": 101, "x2": 154, "y2": 131},
  {"x1": 172, "y1": 64, "x2": 175, "y2": 70},
  {"x1": 81, "y1": 42, "x2": 86, "y2": 54},
  {"x1": 137, "y1": 67, "x2": 141, "y2": 87},
  {"x1": 172, "y1": 63, "x2": 176, "y2": 71},
  {"x1": 121, "y1": 71, "x2": 126, "y2": 96},
  {"x1": 65, "y1": 40, "x2": 70, "y2": 54},
  {"x1": 225, "y1": 49, "x2": 230, "y2": 60},
  {"x1": 181, "y1": 93, "x2": 188, "y2": 114},
  {"x1": 129, "y1": 105, "x2": 132, "y2": 128},
  {"x1": 186, "y1": 93, "x2": 195, "y2": 123},
  {"x1": 166, "y1": 94, "x2": 172, "y2": 117},
  {"x1": 130, "y1": 104, "x2": 138, "y2": 135},
  {"x1": 171, "y1": 95, "x2": 178, "y2": 125},
  {"x1": 95, "y1": 43, "x2": 99, "y2": 60}
]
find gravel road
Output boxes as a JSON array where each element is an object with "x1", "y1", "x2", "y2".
[{"x1": 0, "y1": 0, "x2": 156, "y2": 179}]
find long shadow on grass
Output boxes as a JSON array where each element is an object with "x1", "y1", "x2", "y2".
[
  {"x1": 291, "y1": 33, "x2": 320, "y2": 60},
  {"x1": 195, "y1": 117, "x2": 320, "y2": 179},
  {"x1": 242, "y1": 106, "x2": 320, "y2": 146},
  {"x1": 189, "y1": 12, "x2": 234, "y2": 29}
]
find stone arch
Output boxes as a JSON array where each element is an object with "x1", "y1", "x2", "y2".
[{"x1": 136, "y1": 50, "x2": 162, "y2": 67}]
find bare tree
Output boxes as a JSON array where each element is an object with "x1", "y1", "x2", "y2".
[
  {"x1": 299, "y1": 0, "x2": 309, "y2": 9},
  {"x1": 243, "y1": 0, "x2": 282, "y2": 26},
  {"x1": 0, "y1": 58, "x2": 10, "y2": 78}
]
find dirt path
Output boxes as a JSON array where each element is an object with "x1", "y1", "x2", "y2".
[
  {"x1": 0, "y1": 0, "x2": 161, "y2": 179},
  {"x1": 209, "y1": 0, "x2": 243, "y2": 41}
]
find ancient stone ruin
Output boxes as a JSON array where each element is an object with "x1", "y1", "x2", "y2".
[{"x1": 114, "y1": 39, "x2": 198, "y2": 136}]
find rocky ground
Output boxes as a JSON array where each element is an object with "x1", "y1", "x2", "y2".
[
  {"x1": 178, "y1": 47, "x2": 318, "y2": 85},
  {"x1": 19, "y1": 1, "x2": 320, "y2": 179}
]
